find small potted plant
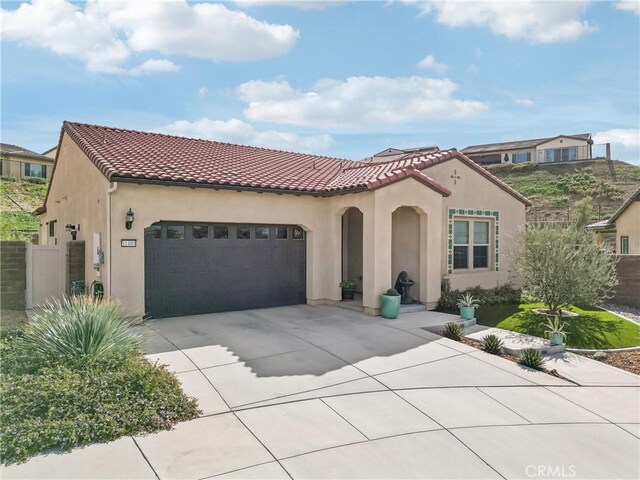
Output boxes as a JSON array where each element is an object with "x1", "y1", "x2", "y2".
[
  {"x1": 380, "y1": 288, "x2": 401, "y2": 319},
  {"x1": 456, "y1": 293, "x2": 480, "y2": 320},
  {"x1": 339, "y1": 279, "x2": 357, "y2": 300},
  {"x1": 545, "y1": 316, "x2": 568, "y2": 346}
]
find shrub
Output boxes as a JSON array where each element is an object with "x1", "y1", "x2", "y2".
[
  {"x1": 512, "y1": 226, "x2": 618, "y2": 314},
  {"x1": 480, "y1": 334, "x2": 503, "y2": 355},
  {"x1": 440, "y1": 322, "x2": 464, "y2": 341},
  {"x1": 385, "y1": 288, "x2": 400, "y2": 296},
  {"x1": 24, "y1": 177, "x2": 46, "y2": 184},
  {"x1": 20, "y1": 296, "x2": 143, "y2": 364},
  {"x1": 438, "y1": 280, "x2": 521, "y2": 313},
  {"x1": 0, "y1": 354, "x2": 200, "y2": 464},
  {"x1": 517, "y1": 348, "x2": 544, "y2": 370},
  {"x1": 339, "y1": 279, "x2": 357, "y2": 289}
]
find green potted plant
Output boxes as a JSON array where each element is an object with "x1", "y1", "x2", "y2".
[
  {"x1": 339, "y1": 279, "x2": 357, "y2": 300},
  {"x1": 380, "y1": 288, "x2": 401, "y2": 319},
  {"x1": 545, "y1": 316, "x2": 568, "y2": 346},
  {"x1": 456, "y1": 293, "x2": 480, "y2": 320}
]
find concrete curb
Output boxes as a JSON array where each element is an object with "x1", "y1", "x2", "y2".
[{"x1": 566, "y1": 345, "x2": 640, "y2": 353}]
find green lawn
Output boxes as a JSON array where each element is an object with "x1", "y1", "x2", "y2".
[{"x1": 476, "y1": 303, "x2": 640, "y2": 349}]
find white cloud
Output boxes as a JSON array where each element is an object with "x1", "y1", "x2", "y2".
[
  {"x1": 157, "y1": 118, "x2": 335, "y2": 153},
  {"x1": 615, "y1": 0, "x2": 640, "y2": 15},
  {"x1": 0, "y1": 0, "x2": 129, "y2": 73},
  {"x1": 416, "y1": 54, "x2": 449, "y2": 73},
  {"x1": 594, "y1": 128, "x2": 640, "y2": 149},
  {"x1": 129, "y1": 59, "x2": 179, "y2": 76},
  {"x1": 236, "y1": 76, "x2": 487, "y2": 128},
  {"x1": 198, "y1": 87, "x2": 209, "y2": 97},
  {"x1": 407, "y1": 0, "x2": 596, "y2": 43},
  {"x1": 513, "y1": 97, "x2": 535, "y2": 108},
  {"x1": 0, "y1": 0, "x2": 299, "y2": 74},
  {"x1": 234, "y1": 0, "x2": 346, "y2": 9}
]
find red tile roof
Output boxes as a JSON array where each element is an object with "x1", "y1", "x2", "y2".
[{"x1": 55, "y1": 121, "x2": 529, "y2": 205}]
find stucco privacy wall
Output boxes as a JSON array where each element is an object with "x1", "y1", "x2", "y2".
[
  {"x1": 39, "y1": 133, "x2": 110, "y2": 292},
  {"x1": 616, "y1": 202, "x2": 640, "y2": 254},
  {"x1": 422, "y1": 158, "x2": 526, "y2": 291}
]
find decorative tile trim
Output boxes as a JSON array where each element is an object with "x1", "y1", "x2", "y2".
[{"x1": 448, "y1": 208, "x2": 500, "y2": 274}]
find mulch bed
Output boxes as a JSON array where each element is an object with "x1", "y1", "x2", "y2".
[
  {"x1": 0, "y1": 310, "x2": 29, "y2": 330},
  {"x1": 579, "y1": 351, "x2": 640, "y2": 376}
]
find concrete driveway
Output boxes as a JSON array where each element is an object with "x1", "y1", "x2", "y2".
[{"x1": 3, "y1": 305, "x2": 639, "y2": 479}]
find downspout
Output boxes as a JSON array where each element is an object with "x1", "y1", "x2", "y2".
[{"x1": 106, "y1": 182, "x2": 118, "y2": 299}]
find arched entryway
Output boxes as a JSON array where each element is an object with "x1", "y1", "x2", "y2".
[
  {"x1": 341, "y1": 207, "x2": 363, "y2": 293},
  {"x1": 391, "y1": 206, "x2": 421, "y2": 302}
]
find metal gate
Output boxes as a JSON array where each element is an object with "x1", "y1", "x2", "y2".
[{"x1": 144, "y1": 222, "x2": 307, "y2": 318}]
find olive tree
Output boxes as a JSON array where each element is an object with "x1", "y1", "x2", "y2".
[{"x1": 513, "y1": 226, "x2": 617, "y2": 314}]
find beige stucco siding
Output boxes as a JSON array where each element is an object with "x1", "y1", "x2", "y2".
[
  {"x1": 422, "y1": 158, "x2": 527, "y2": 291},
  {"x1": 535, "y1": 137, "x2": 590, "y2": 163},
  {"x1": 1, "y1": 156, "x2": 53, "y2": 180},
  {"x1": 41, "y1": 133, "x2": 111, "y2": 290},
  {"x1": 616, "y1": 201, "x2": 640, "y2": 254}
]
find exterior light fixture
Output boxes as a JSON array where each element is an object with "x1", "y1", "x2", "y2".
[{"x1": 125, "y1": 208, "x2": 135, "y2": 230}]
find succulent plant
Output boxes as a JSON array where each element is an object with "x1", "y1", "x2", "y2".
[
  {"x1": 480, "y1": 334, "x2": 503, "y2": 355},
  {"x1": 385, "y1": 288, "x2": 400, "y2": 296},
  {"x1": 441, "y1": 322, "x2": 465, "y2": 341},
  {"x1": 517, "y1": 348, "x2": 544, "y2": 370},
  {"x1": 456, "y1": 293, "x2": 480, "y2": 309},
  {"x1": 544, "y1": 316, "x2": 569, "y2": 340}
]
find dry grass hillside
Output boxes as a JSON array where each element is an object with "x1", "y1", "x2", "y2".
[{"x1": 486, "y1": 160, "x2": 640, "y2": 224}]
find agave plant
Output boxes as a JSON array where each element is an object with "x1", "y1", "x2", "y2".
[
  {"x1": 480, "y1": 334, "x2": 503, "y2": 355},
  {"x1": 517, "y1": 348, "x2": 544, "y2": 370},
  {"x1": 544, "y1": 316, "x2": 569, "y2": 341},
  {"x1": 440, "y1": 322, "x2": 465, "y2": 341},
  {"x1": 456, "y1": 293, "x2": 480, "y2": 309},
  {"x1": 21, "y1": 296, "x2": 143, "y2": 362}
]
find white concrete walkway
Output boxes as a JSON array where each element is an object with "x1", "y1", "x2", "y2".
[{"x1": 3, "y1": 305, "x2": 639, "y2": 479}]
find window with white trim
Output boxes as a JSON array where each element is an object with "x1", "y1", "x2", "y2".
[
  {"x1": 454, "y1": 219, "x2": 491, "y2": 270},
  {"x1": 620, "y1": 236, "x2": 629, "y2": 255}
]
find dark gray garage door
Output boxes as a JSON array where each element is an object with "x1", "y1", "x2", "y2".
[{"x1": 144, "y1": 222, "x2": 306, "y2": 318}]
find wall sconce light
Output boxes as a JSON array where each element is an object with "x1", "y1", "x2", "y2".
[
  {"x1": 65, "y1": 223, "x2": 80, "y2": 240},
  {"x1": 125, "y1": 208, "x2": 135, "y2": 230}
]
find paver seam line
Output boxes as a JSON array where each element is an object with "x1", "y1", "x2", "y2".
[
  {"x1": 232, "y1": 413, "x2": 295, "y2": 480},
  {"x1": 384, "y1": 386, "x2": 507, "y2": 480},
  {"x1": 198, "y1": 460, "x2": 286, "y2": 480},
  {"x1": 131, "y1": 436, "x2": 161, "y2": 480},
  {"x1": 230, "y1": 377, "x2": 388, "y2": 411},
  {"x1": 473, "y1": 387, "x2": 533, "y2": 424},
  {"x1": 615, "y1": 424, "x2": 640, "y2": 439},
  {"x1": 149, "y1": 327, "x2": 294, "y2": 479},
  {"x1": 318, "y1": 397, "x2": 373, "y2": 441},
  {"x1": 542, "y1": 385, "x2": 640, "y2": 436},
  {"x1": 446, "y1": 421, "x2": 628, "y2": 431},
  {"x1": 461, "y1": 351, "x2": 552, "y2": 386}
]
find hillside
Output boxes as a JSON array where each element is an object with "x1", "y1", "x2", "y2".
[
  {"x1": 0, "y1": 177, "x2": 47, "y2": 240},
  {"x1": 486, "y1": 160, "x2": 640, "y2": 224}
]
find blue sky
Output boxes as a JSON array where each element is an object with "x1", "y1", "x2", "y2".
[{"x1": 2, "y1": 0, "x2": 639, "y2": 163}]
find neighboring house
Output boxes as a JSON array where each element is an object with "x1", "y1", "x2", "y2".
[
  {"x1": 0, "y1": 143, "x2": 55, "y2": 180},
  {"x1": 462, "y1": 134, "x2": 594, "y2": 165},
  {"x1": 42, "y1": 146, "x2": 58, "y2": 159},
  {"x1": 588, "y1": 186, "x2": 640, "y2": 255},
  {"x1": 363, "y1": 146, "x2": 440, "y2": 163},
  {"x1": 39, "y1": 122, "x2": 530, "y2": 319}
]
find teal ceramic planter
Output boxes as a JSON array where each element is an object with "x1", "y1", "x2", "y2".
[
  {"x1": 381, "y1": 294, "x2": 401, "y2": 319},
  {"x1": 460, "y1": 306, "x2": 475, "y2": 320},
  {"x1": 549, "y1": 333, "x2": 565, "y2": 346}
]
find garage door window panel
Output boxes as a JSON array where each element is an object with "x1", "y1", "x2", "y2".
[
  {"x1": 237, "y1": 226, "x2": 251, "y2": 239},
  {"x1": 213, "y1": 225, "x2": 228, "y2": 239},
  {"x1": 192, "y1": 225, "x2": 209, "y2": 239},
  {"x1": 256, "y1": 227, "x2": 269, "y2": 239},
  {"x1": 145, "y1": 224, "x2": 161, "y2": 239},
  {"x1": 167, "y1": 225, "x2": 185, "y2": 239}
]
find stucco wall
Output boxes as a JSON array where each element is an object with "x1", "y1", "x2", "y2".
[
  {"x1": 41, "y1": 133, "x2": 111, "y2": 292},
  {"x1": 616, "y1": 201, "x2": 640, "y2": 254},
  {"x1": 1, "y1": 156, "x2": 53, "y2": 180},
  {"x1": 422, "y1": 158, "x2": 527, "y2": 291},
  {"x1": 535, "y1": 137, "x2": 590, "y2": 163}
]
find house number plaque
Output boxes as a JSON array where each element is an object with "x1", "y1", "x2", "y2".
[{"x1": 121, "y1": 239, "x2": 137, "y2": 247}]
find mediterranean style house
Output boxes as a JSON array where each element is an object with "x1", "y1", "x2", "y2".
[
  {"x1": 38, "y1": 122, "x2": 530, "y2": 319},
  {"x1": 462, "y1": 134, "x2": 594, "y2": 165},
  {"x1": 0, "y1": 143, "x2": 55, "y2": 180},
  {"x1": 588, "y1": 186, "x2": 640, "y2": 255}
]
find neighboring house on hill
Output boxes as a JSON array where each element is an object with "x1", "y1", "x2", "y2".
[
  {"x1": 42, "y1": 146, "x2": 58, "y2": 159},
  {"x1": 39, "y1": 121, "x2": 530, "y2": 319},
  {"x1": 462, "y1": 134, "x2": 595, "y2": 165},
  {"x1": 363, "y1": 146, "x2": 440, "y2": 163},
  {"x1": 0, "y1": 143, "x2": 54, "y2": 180},
  {"x1": 588, "y1": 186, "x2": 640, "y2": 255}
]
